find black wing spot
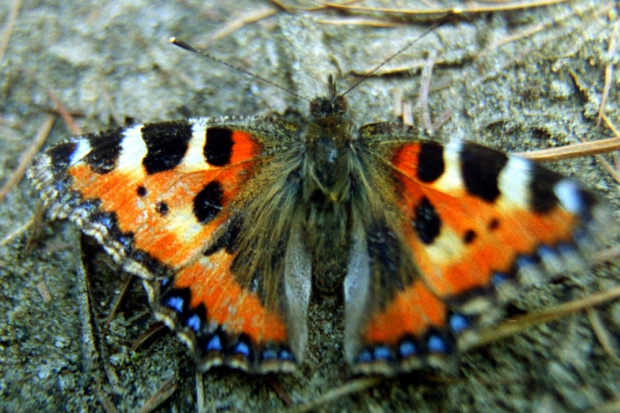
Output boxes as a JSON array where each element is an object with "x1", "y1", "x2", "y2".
[
  {"x1": 194, "y1": 181, "x2": 223, "y2": 224},
  {"x1": 463, "y1": 229, "x2": 476, "y2": 244},
  {"x1": 488, "y1": 218, "x2": 500, "y2": 230},
  {"x1": 136, "y1": 185, "x2": 147, "y2": 197},
  {"x1": 156, "y1": 201, "x2": 169, "y2": 216},
  {"x1": 85, "y1": 129, "x2": 125, "y2": 174},
  {"x1": 48, "y1": 141, "x2": 78, "y2": 174},
  {"x1": 204, "y1": 127, "x2": 234, "y2": 167},
  {"x1": 529, "y1": 166, "x2": 561, "y2": 213},
  {"x1": 142, "y1": 121, "x2": 192, "y2": 174},
  {"x1": 460, "y1": 142, "x2": 508, "y2": 203},
  {"x1": 417, "y1": 141, "x2": 445, "y2": 183},
  {"x1": 413, "y1": 197, "x2": 441, "y2": 245}
]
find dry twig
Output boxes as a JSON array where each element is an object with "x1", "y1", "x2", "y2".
[
  {"x1": 0, "y1": 114, "x2": 55, "y2": 202},
  {"x1": 597, "y1": 20, "x2": 618, "y2": 126},
  {"x1": 0, "y1": 0, "x2": 21, "y2": 63},
  {"x1": 322, "y1": 0, "x2": 569, "y2": 16},
  {"x1": 136, "y1": 379, "x2": 177, "y2": 413}
]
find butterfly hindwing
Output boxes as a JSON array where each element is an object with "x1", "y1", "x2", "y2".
[
  {"x1": 28, "y1": 117, "x2": 311, "y2": 373},
  {"x1": 343, "y1": 123, "x2": 611, "y2": 375}
]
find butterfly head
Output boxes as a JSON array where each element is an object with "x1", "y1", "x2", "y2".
[{"x1": 308, "y1": 75, "x2": 349, "y2": 126}]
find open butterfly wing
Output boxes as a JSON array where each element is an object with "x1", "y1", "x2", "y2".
[
  {"x1": 28, "y1": 118, "x2": 311, "y2": 373},
  {"x1": 344, "y1": 124, "x2": 611, "y2": 374}
]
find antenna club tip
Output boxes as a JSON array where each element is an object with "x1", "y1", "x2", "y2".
[{"x1": 169, "y1": 37, "x2": 196, "y2": 53}]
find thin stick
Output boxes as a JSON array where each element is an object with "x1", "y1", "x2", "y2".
[
  {"x1": 323, "y1": 0, "x2": 569, "y2": 15},
  {"x1": 586, "y1": 308, "x2": 620, "y2": 363},
  {"x1": 0, "y1": 217, "x2": 34, "y2": 247},
  {"x1": 293, "y1": 377, "x2": 383, "y2": 413},
  {"x1": 195, "y1": 371, "x2": 206, "y2": 413},
  {"x1": 315, "y1": 17, "x2": 403, "y2": 27},
  {"x1": 417, "y1": 50, "x2": 437, "y2": 130},
  {"x1": 0, "y1": 114, "x2": 55, "y2": 201},
  {"x1": 0, "y1": 0, "x2": 21, "y2": 63},
  {"x1": 513, "y1": 137, "x2": 620, "y2": 161},
  {"x1": 48, "y1": 91, "x2": 82, "y2": 135},
  {"x1": 136, "y1": 379, "x2": 177, "y2": 413},
  {"x1": 467, "y1": 285, "x2": 620, "y2": 351},
  {"x1": 211, "y1": 6, "x2": 278, "y2": 42},
  {"x1": 597, "y1": 21, "x2": 618, "y2": 126}
]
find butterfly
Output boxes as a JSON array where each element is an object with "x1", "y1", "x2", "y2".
[{"x1": 27, "y1": 67, "x2": 611, "y2": 376}]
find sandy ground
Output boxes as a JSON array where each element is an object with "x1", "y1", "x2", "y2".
[{"x1": 1, "y1": 0, "x2": 619, "y2": 411}]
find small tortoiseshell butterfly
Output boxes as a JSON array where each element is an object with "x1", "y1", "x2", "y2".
[{"x1": 27, "y1": 48, "x2": 612, "y2": 375}]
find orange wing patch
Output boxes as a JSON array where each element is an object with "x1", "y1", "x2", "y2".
[
  {"x1": 174, "y1": 253, "x2": 288, "y2": 344},
  {"x1": 55, "y1": 122, "x2": 262, "y2": 269},
  {"x1": 362, "y1": 280, "x2": 447, "y2": 344},
  {"x1": 66, "y1": 161, "x2": 249, "y2": 267},
  {"x1": 391, "y1": 141, "x2": 582, "y2": 298},
  {"x1": 153, "y1": 248, "x2": 295, "y2": 373}
]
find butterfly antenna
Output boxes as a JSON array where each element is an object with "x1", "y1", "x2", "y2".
[
  {"x1": 170, "y1": 37, "x2": 309, "y2": 102},
  {"x1": 340, "y1": 19, "x2": 451, "y2": 98}
]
